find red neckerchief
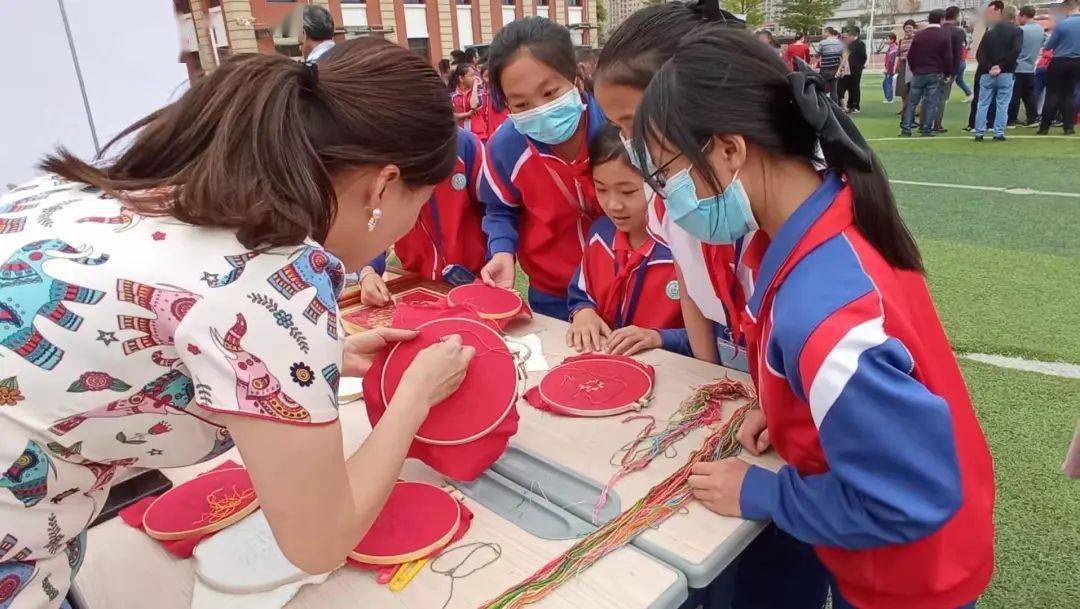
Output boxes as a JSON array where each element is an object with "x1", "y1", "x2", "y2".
[{"x1": 600, "y1": 231, "x2": 655, "y2": 327}]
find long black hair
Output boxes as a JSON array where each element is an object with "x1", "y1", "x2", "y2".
[
  {"x1": 596, "y1": 0, "x2": 743, "y2": 90},
  {"x1": 589, "y1": 122, "x2": 631, "y2": 167},
  {"x1": 487, "y1": 17, "x2": 576, "y2": 108},
  {"x1": 634, "y1": 28, "x2": 922, "y2": 271},
  {"x1": 447, "y1": 62, "x2": 472, "y2": 92}
]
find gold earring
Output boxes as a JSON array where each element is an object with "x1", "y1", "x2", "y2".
[{"x1": 367, "y1": 208, "x2": 382, "y2": 232}]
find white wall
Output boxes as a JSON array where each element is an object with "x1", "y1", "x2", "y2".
[{"x1": 0, "y1": 0, "x2": 189, "y2": 189}]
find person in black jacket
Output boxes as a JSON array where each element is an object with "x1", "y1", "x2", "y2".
[
  {"x1": 968, "y1": 1, "x2": 1006, "y2": 130},
  {"x1": 933, "y1": 6, "x2": 970, "y2": 131},
  {"x1": 839, "y1": 26, "x2": 868, "y2": 113},
  {"x1": 974, "y1": 4, "x2": 1023, "y2": 140}
]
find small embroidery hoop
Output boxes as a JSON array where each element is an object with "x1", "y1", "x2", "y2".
[
  {"x1": 349, "y1": 481, "x2": 462, "y2": 565},
  {"x1": 142, "y1": 467, "x2": 259, "y2": 541},
  {"x1": 446, "y1": 284, "x2": 524, "y2": 321},
  {"x1": 537, "y1": 358, "x2": 654, "y2": 417},
  {"x1": 380, "y1": 317, "x2": 524, "y2": 446}
]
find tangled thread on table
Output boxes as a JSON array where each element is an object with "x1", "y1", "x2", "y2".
[
  {"x1": 194, "y1": 486, "x2": 256, "y2": 525},
  {"x1": 594, "y1": 378, "x2": 757, "y2": 523},
  {"x1": 429, "y1": 541, "x2": 503, "y2": 609},
  {"x1": 479, "y1": 383, "x2": 756, "y2": 609}
]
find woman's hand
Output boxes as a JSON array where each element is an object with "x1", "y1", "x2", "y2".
[
  {"x1": 480, "y1": 252, "x2": 516, "y2": 289},
  {"x1": 735, "y1": 409, "x2": 771, "y2": 456},
  {"x1": 606, "y1": 326, "x2": 661, "y2": 356},
  {"x1": 341, "y1": 327, "x2": 418, "y2": 377},
  {"x1": 688, "y1": 458, "x2": 751, "y2": 518},
  {"x1": 359, "y1": 268, "x2": 391, "y2": 307},
  {"x1": 396, "y1": 334, "x2": 475, "y2": 410},
  {"x1": 567, "y1": 308, "x2": 611, "y2": 352}
]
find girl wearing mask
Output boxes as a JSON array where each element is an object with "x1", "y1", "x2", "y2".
[
  {"x1": 478, "y1": 17, "x2": 607, "y2": 320},
  {"x1": 0, "y1": 39, "x2": 473, "y2": 609},
  {"x1": 635, "y1": 28, "x2": 995, "y2": 609},
  {"x1": 595, "y1": 0, "x2": 753, "y2": 372}
]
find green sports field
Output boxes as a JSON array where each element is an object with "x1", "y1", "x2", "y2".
[{"x1": 851, "y1": 77, "x2": 1080, "y2": 608}]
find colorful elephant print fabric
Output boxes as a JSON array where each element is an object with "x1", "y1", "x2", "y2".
[{"x1": 0, "y1": 175, "x2": 343, "y2": 609}]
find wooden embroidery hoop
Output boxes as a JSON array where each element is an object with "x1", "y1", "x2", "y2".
[
  {"x1": 380, "y1": 317, "x2": 522, "y2": 446},
  {"x1": 143, "y1": 467, "x2": 259, "y2": 541},
  {"x1": 446, "y1": 284, "x2": 524, "y2": 321},
  {"x1": 537, "y1": 358, "x2": 654, "y2": 417},
  {"x1": 348, "y1": 481, "x2": 462, "y2": 565}
]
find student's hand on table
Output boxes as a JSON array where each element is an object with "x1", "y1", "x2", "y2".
[
  {"x1": 398, "y1": 334, "x2": 476, "y2": 410},
  {"x1": 735, "y1": 408, "x2": 771, "y2": 456},
  {"x1": 606, "y1": 326, "x2": 661, "y2": 356},
  {"x1": 341, "y1": 327, "x2": 419, "y2": 377},
  {"x1": 481, "y1": 252, "x2": 516, "y2": 289},
  {"x1": 359, "y1": 268, "x2": 391, "y2": 306},
  {"x1": 567, "y1": 308, "x2": 611, "y2": 352},
  {"x1": 688, "y1": 458, "x2": 750, "y2": 518}
]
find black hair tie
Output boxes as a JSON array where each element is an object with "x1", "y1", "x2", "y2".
[
  {"x1": 301, "y1": 61, "x2": 319, "y2": 93},
  {"x1": 693, "y1": 0, "x2": 722, "y2": 21},
  {"x1": 786, "y1": 61, "x2": 873, "y2": 171}
]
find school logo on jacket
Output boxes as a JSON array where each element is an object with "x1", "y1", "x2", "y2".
[
  {"x1": 451, "y1": 173, "x2": 467, "y2": 191},
  {"x1": 665, "y1": 280, "x2": 680, "y2": 300}
]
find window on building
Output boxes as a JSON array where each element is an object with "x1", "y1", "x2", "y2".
[
  {"x1": 341, "y1": 0, "x2": 365, "y2": 3},
  {"x1": 503, "y1": 0, "x2": 516, "y2": 4},
  {"x1": 403, "y1": 0, "x2": 425, "y2": 4},
  {"x1": 408, "y1": 38, "x2": 431, "y2": 59},
  {"x1": 457, "y1": 0, "x2": 471, "y2": 4},
  {"x1": 567, "y1": 0, "x2": 582, "y2": 5},
  {"x1": 538, "y1": 0, "x2": 549, "y2": 5}
]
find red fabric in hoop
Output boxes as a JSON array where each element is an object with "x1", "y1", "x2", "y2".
[
  {"x1": 347, "y1": 495, "x2": 474, "y2": 570},
  {"x1": 526, "y1": 353, "x2": 655, "y2": 417},
  {"x1": 118, "y1": 460, "x2": 243, "y2": 558},
  {"x1": 347, "y1": 481, "x2": 464, "y2": 566},
  {"x1": 447, "y1": 282, "x2": 524, "y2": 320},
  {"x1": 364, "y1": 303, "x2": 519, "y2": 481},
  {"x1": 142, "y1": 467, "x2": 257, "y2": 540}
]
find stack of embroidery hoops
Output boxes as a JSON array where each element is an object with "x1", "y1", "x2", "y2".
[
  {"x1": 364, "y1": 312, "x2": 527, "y2": 481},
  {"x1": 525, "y1": 353, "x2": 655, "y2": 417},
  {"x1": 142, "y1": 466, "x2": 259, "y2": 543},
  {"x1": 349, "y1": 480, "x2": 471, "y2": 568}
]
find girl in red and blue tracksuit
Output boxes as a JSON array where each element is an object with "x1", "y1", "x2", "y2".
[
  {"x1": 636, "y1": 30, "x2": 995, "y2": 609},
  {"x1": 478, "y1": 17, "x2": 605, "y2": 320},
  {"x1": 360, "y1": 128, "x2": 486, "y2": 301},
  {"x1": 566, "y1": 123, "x2": 690, "y2": 356}
]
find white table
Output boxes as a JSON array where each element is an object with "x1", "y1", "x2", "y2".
[
  {"x1": 505, "y1": 315, "x2": 784, "y2": 588},
  {"x1": 73, "y1": 405, "x2": 688, "y2": 609}
]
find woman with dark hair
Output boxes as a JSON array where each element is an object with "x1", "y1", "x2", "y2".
[
  {"x1": 478, "y1": 16, "x2": 608, "y2": 320},
  {"x1": 594, "y1": 0, "x2": 750, "y2": 374},
  {"x1": 0, "y1": 38, "x2": 472, "y2": 609},
  {"x1": 566, "y1": 123, "x2": 690, "y2": 357},
  {"x1": 635, "y1": 28, "x2": 995, "y2": 609}
]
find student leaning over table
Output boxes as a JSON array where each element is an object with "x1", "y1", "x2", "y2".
[
  {"x1": 0, "y1": 38, "x2": 475, "y2": 609},
  {"x1": 633, "y1": 28, "x2": 995, "y2": 609}
]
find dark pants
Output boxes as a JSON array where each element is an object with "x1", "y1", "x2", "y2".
[
  {"x1": 839, "y1": 70, "x2": 864, "y2": 110},
  {"x1": 968, "y1": 67, "x2": 996, "y2": 129},
  {"x1": 730, "y1": 525, "x2": 829, "y2": 609},
  {"x1": 1040, "y1": 56, "x2": 1080, "y2": 132},
  {"x1": 1008, "y1": 72, "x2": 1039, "y2": 124},
  {"x1": 903, "y1": 73, "x2": 944, "y2": 135},
  {"x1": 527, "y1": 287, "x2": 570, "y2": 321},
  {"x1": 826, "y1": 77, "x2": 839, "y2": 103}
]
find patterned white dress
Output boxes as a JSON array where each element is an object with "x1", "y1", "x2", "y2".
[{"x1": 0, "y1": 176, "x2": 343, "y2": 609}]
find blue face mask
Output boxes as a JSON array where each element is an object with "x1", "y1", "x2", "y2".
[
  {"x1": 509, "y1": 88, "x2": 586, "y2": 145},
  {"x1": 662, "y1": 168, "x2": 758, "y2": 244}
]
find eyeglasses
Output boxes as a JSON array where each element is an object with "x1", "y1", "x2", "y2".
[{"x1": 642, "y1": 139, "x2": 712, "y2": 195}]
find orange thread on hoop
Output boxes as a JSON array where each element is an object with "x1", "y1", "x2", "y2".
[{"x1": 194, "y1": 486, "x2": 256, "y2": 525}]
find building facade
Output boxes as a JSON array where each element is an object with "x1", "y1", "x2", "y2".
[
  {"x1": 605, "y1": 0, "x2": 643, "y2": 37},
  {"x1": 177, "y1": 0, "x2": 599, "y2": 78}
]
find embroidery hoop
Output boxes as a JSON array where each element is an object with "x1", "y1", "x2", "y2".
[
  {"x1": 446, "y1": 284, "x2": 524, "y2": 321},
  {"x1": 142, "y1": 467, "x2": 259, "y2": 541},
  {"x1": 349, "y1": 481, "x2": 462, "y2": 565},
  {"x1": 537, "y1": 358, "x2": 654, "y2": 417},
  {"x1": 380, "y1": 317, "x2": 523, "y2": 446}
]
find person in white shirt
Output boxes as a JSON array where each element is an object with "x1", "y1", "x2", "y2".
[{"x1": 301, "y1": 4, "x2": 336, "y2": 63}]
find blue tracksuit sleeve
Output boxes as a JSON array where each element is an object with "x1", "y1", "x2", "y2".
[
  {"x1": 739, "y1": 311, "x2": 963, "y2": 550},
  {"x1": 658, "y1": 328, "x2": 692, "y2": 356},
  {"x1": 479, "y1": 136, "x2": 522, "y2": 257},
  {"x1": 566, "y1": 258, "x2": 595, "y2": 318},
  {"x1": 367, "y1": 252, "x2": 387, "y2": 275}
]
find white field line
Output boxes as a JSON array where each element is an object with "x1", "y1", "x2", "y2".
[
  {"x1": 890, "y1": 179, "x2": 1080, "y2": 199},
  {"x1": 964, "y1": 353, "x2": 1080, "y2": 379},
  {"x1": 869, "y1": 134, "x2": 1077, "y2": 141}
]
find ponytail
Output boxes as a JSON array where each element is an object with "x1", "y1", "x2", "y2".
[
  {"x1": 41, "y1": 38, "x2": 455, "y2": 250},
  {"x1": 635, "y1": 28, "x2": 923, "y2": 272}
]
